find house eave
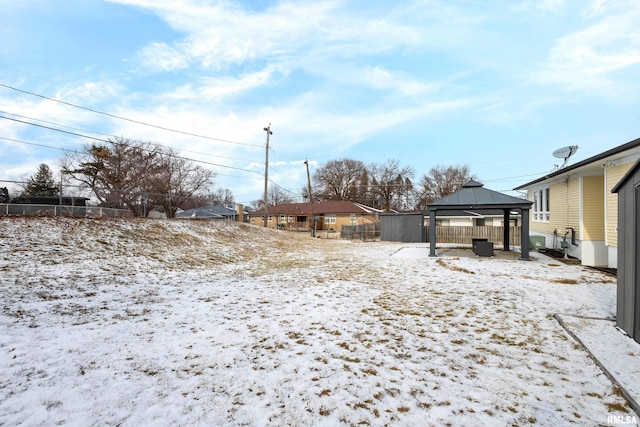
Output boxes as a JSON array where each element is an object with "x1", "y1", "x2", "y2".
[{"x1": 514, "y1": 137, "x2": 640, "y2": 191}]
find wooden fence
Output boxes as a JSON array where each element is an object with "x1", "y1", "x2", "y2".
[{"x1": 427, "y1": 226, "x2": 522, "y2": 246}]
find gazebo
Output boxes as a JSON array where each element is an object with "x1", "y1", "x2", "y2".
[{"x1": 427, "y1": 180, "x2": 533, "y2": 260}]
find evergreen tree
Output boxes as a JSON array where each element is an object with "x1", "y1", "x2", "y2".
[{"x1": 24, "y1": 164, "x2": 59, "y2": 196}]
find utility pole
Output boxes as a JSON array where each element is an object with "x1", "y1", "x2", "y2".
[
  {"x1": 304, "y1": 159, "x2": 314, "y2": 236},
  {"x1": 263, "y1": 124, "x2": 272, "y2": 228}
]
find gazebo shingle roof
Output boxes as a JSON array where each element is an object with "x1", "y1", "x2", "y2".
[{"x1": 429, "y1": 180, "x2": 531, "y2": 211}]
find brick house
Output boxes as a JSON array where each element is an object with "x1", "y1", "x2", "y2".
[{"x1": 248, "y1": 200, "x2": 382, "y2": 232}]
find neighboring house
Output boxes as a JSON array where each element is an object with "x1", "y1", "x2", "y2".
[
  {"x1": 514, "y1": 137, "x2": 640, "y2": 268},
  {"x1": 175, "y1": 204, "x2": 246, "y2": 221},
  {"x1": 248, "y1": 201, "x2": 382, "y2": 231}
]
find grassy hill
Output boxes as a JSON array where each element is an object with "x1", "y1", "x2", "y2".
[{"x1": 0, "y1": 216, "x2": 338, "y2": 275}]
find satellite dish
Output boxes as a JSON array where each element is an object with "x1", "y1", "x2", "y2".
[{"x1": 552, "y1": 145, "x2": 578, "y2": 168}]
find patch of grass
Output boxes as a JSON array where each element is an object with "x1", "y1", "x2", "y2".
[
  {"x1": 435, "y1": 258, "x2": 475, "y2": 274},
  {"x1": 337, "y1": 342, "x2": 352, "y2": 351},
  {"x1": 605, "y1": 401, "x2": 627, "y2": 412},
  {"x1": 551, "y1": 278, "x2": 580, "y2": 284}
]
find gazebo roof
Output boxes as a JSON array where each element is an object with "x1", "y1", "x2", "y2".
[{"x1": 428, "y1": 180, "x2": 532, "y2": 212}]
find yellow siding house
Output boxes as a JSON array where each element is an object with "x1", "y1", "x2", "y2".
[{"x1": 514, "y1": 138, "x2": 640, "y2": 268}]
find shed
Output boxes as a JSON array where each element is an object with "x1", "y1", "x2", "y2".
[
  {"x1": 611, "y1": 158, "x2": 640, "y2": 343},
  {"x1": 380, "y1": 213, "x2": 425, "y2": 242},
  {"x1": 427, "y1": 180, "x2": 533, "y2": 260}
]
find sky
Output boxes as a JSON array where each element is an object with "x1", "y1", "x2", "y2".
[{"x1": 1, "y1": 0, "x2": 640, "y2": 205}]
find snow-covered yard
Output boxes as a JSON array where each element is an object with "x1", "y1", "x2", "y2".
[{"x1": 0, "y1": 217, "x2": 637, "y2": 426}]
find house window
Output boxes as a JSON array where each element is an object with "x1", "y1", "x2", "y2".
[
  {"x1": 279, "y1": 215, "x2": 286, "y2": 223},
  {"x1": 533, "y1": 187, "x2": 550, "y2": 222},
  {"x1": 475, "y1": 218, "x2": 485, "y2": 226},
  {"x1": 325, "y1": 214, "x2": 336, "y2": 224}
]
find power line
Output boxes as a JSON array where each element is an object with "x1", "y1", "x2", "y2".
[
  {"x1": 0, "y1": 110, "x2": 258, "y2": 163},
  {"x1": 1, "y1": 129, "x2": 296, "y2": 202},
  {"x1": 0, "y1": 136, "x2": 79, "y2": 154},
  {"x1": 0, "y1": 130, "x2": 262, "y2": 176},
  {"x1": 0, "y1": 86, "x2": 301, "y2": 203},
  {"x1": 0, "y1": 114, "x2": 107, "y2": 143},
  {"x1": 0, "y1": 81, "x2": 262, "y2": 148}
]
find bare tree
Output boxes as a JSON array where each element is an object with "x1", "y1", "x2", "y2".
[
  {"x1": 62, "y1": 139, "x2": 160, "y2": 214},
  {"x1": 63, "y1": 137, "x2": 214, "y2": 217},
  {"x1": 254, "y1": 186, "x2": 295, "y2": 211},
  {"x1": 179, "y1": 188, "x2": 235, "y2": 211},
  {"x1": 146, "y1": 150, "x2": 214, "y2": 218},
  {"x1": 211, "y1": 188, "x2": 235, "y2": 206},
  {"x1": 312, "y1": 158, "x2": 367, "y2": 201},
  {"x1": 0, "y1": 187, "x2": 9, "y2": 203},
  {"x1": 268, "y1": 186, "x2": 295, "y2": 206},
  {"x1": 353, "y1": 169, "x2": 372, "y2": 206},
  {"x1": 368, "y1": 159, "x2": 415, "y2": 212},
  {"x1": 416, "y1": 164, "x2": 475, "y2": 209}
]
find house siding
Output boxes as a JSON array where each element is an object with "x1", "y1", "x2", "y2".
[
  {"x1": 582, "y1": 175, "x2": 605, "y2": 241},
  {"x1": 564, "y1": 178, "x2": 581, "y2": 235},
  {"x1": 530, "y1": 179, "x2": 580, "y2": 235},
  {"x1": 606, "y1": 162, "x2": 633, "y2": 247}
]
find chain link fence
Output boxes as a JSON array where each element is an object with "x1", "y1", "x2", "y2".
[
  {"x1": 0, "y1": 203, "x2": 133, "y2": 218},
  {"x1": 340, "y1": 223, "x2": 381, "y2": 241}
]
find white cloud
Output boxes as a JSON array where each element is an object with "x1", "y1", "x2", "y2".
[
  {"x1": 138, "y1": 42, "x2": 190, "y2": 71},
  {"x1": 511, "y1": 0, "x2": 566, "y2": 14},
  {"x1": 56, "y1": 81, "x2": 124, "y2": 104},
  {"x1": 583, "y1": 0, "x2": 634, "y2": 17},
  {"x1": 359, "y1": 66, "x2": 439, "y2": 97},
  {"x1": 477, "y1": 96, "x2": 557, "y2": 126},
  {"x1": 112, "y1": 0, "x2": 422, "y2": 74},
  {"x1": 533, "y1": 5, "x2": 640, "y2": 96}
]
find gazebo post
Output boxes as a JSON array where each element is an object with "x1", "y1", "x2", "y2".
[
  {"x1": 520, "y1": 208, "x2": 531, "y2": 261},
  {"x1": 503, "y1": 209, "x2": 510, "y2": 251},
  {"x1": 429, "y1": 209, "x2": 437, "y2": 257}
]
